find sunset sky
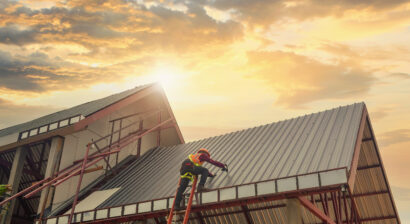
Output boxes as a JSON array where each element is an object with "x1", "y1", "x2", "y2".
[{"x1": 0, "y1": 0, "x2": 409, "y2": 220}]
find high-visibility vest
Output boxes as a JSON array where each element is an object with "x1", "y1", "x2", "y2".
[{"x1": 188, "y1": 153, "x2": 204, "y2": 166}]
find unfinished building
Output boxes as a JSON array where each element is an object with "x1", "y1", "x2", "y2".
[{"x1": 0, "y1": 84, "x2": 400, "y2": 223}]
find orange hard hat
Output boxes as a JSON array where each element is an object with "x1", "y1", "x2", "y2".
[{"x1": 198, "y1": 148, "x2": 210, "y2": 156}]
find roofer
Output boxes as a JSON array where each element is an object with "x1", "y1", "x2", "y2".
[{"x1": 175, "y1": 148, "x2": 227, "y2": 210}]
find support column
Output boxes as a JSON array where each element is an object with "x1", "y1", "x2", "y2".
[
  {"x1": 286, "y1": 198, "x2": 302, "y2": 224},
  {"x1": 37, "y1": 137, "x2": 64, "y2": 217},
  {"x1": 1, "y1": 146, "x2": 28, "y2": 224}
]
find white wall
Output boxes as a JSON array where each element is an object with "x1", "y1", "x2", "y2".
[
  {"x1": 0, "y1": 133, "x2": 19, "y2": 148},
  {"x1": 51, "y1": 92, "x2": 182, "y2": 211}
]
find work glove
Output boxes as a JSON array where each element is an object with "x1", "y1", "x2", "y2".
[
  {"x1": 221, "y1": 164, "x2": 228, "y2": 172},
  {"x1": 208, "y1": 172, "x2": 216, "y2": 178}
]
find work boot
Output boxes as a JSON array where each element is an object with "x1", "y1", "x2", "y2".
[{"x1": 197, "y1": 184, "x2": 210, "y2": 192}]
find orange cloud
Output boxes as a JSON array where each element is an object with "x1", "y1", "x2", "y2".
[{"x1": 245, "y1": 50, "x2": 376, "y2": 108}]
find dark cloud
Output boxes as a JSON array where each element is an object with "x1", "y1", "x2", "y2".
[
  {"x1": 246, "y1": 50, "x2": 376, "y2": 108},
  {"x1": 208, "y1": 0, "x2": 410, "y2": 26},
  {"x1": 0, "y1": 25, "x2": 39, "y2": 45},
  {"x1": 0, "y1": 49, "x2": 121, "y2": 92},
  {"x1": 0, "y1": 1, "x2": 242, "y2": 52}
]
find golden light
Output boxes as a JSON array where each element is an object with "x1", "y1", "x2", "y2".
[{"x1": 151, "y1": 63, "x2": 184, "y2": 92}]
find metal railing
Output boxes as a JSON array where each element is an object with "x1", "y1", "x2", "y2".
[{"x1": 37, "y1": 167, "x2": 349, "y2": 224}]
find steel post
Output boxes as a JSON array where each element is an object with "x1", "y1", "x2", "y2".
[
  {"x1": 183, "y1": 177, "x2": 198, "y2": 224},
  {"x1": 68, "y1": 143, "x2": 91, "y2": 224}
]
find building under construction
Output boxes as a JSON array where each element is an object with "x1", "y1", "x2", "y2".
[{"x1": 0, "y1": 83, "x2": 400, "y2": 223}]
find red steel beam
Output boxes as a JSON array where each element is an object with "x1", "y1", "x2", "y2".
[
  {"x1": 183, "y1": 177, "x2": 198, "y2": 224},
  {"x1": 365, "y1": 115, "x2": 401, "y2": 223},
  {"x1": 352, "y1": 190, "x2": 389, "y2": 197},
  {"x1": 53, "y1": 118, "x2": 173, "y2": 187},
  {"x1": 69, "y1": 144, "x2": 91, "y2": 224},
  {"x1": 241, "y1": 205, "x2": 253, "y2": 224},
  {"x1": 23, "y1": 118, "x2": 174, "y2": 199},
  {"x1": 82, "y1": 187, "x2": 342, "y2": 224},
  {"x1": 357, "y1": 164, "x2": 380, "y2": 170},
  {"x1": 342, "y1": 191, "x2": 350, "y2": 224},
  {"x1": 298, "y1": 196, "x2": 336, "y2": 224},
  {"x1": 348, "y1": 106, "x2": 367, "y2": 189},
  {"x1": 360, "y1": 215, "x2": 397, "y2": 222},
  {"x1": 167, "y1": 178, "x2": 181, "y2": 224}
]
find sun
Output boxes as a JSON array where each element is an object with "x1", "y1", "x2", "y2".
[{"x1": 152, "y1": 64, "x2": 183, "y2": 91}]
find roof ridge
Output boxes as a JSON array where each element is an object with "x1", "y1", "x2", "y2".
[{"x1": 183, "y1": 102, "x2": 365, "y2": 144}]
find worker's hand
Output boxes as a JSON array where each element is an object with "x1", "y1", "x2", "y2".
[
  {"x1": 221, "y1": 164, "x2": 228, "y2": 172},
  {"x1": 208, "y1": 172, "x2": 216, "y2": 178},
  {"x1": 6, "y1": 184, "x2": 12, "y2": 191}
]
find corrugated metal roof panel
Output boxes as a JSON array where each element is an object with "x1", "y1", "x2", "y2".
[
  {"x1": 98, "y1": 103, "x2": 365, "y2": 208},
  {"x1": 0, "y1": 84, "x2": 152, "y2": 138}
]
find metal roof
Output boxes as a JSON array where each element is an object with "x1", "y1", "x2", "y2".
[
  {"x1": 0, "y1": 84, "x2": 152, "y2": 138},
  {"x1": 98, "y1": 102, "x2": 365, "y2": 208}
]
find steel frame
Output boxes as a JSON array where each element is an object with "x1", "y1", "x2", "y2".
[
  {"x1": 37, "y1": 168, "x2": 354, "y2": 224},
  {"x1": 0, "y1": 109, "x2": 174, "y2": 212}
]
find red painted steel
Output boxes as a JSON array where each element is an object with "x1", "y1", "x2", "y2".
[
  {"x1": 342, "y1": 191, "x2": 350, "y2": 224},
  {"x1": 331, "y1": 192, "x2": 341, "y2": 223},
  {"x1": 183, "y1": 177, "x2": 197, "y2": 224},
  {"x1": 365, "y1": 115, "x2": 401, "y2": 223},
  {"x1": 54, "y1": 187, "x2": 342, "y2": 224},
  {"x1": 347, "y1": 187, "x2": 361, "y2": 224},
  {"x1": 69, "y1": 143, "x2": 91, "y2": 224},
  {"x1": 298, "y1": 196, "x2": 336, "y2": 224},
  {"x1": 86, "y1": 149, "x2": 121, "y2": 160},
  {"x1": 23, "y1": 118, "x2": 173, "y2": 199},
  {"x1": 348, "y1": 106, "x2": 367, "y2": 188},
  {"x1": 39, "y1": 168, "x2": 348, "y2": 223},
  {"x1": 167, "y1": 178, "x2": 181, "y2": 224}
]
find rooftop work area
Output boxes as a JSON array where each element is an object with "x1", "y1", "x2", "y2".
[{"x1": 0, "y1": 86, "x2": 401, "y2": 224}]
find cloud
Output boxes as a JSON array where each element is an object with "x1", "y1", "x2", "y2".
[
  {"x1": 0, "y1": 1, "x2": 243, "y2": 52},
  {"x1": 379, "y1": 129, "x2": 410, "y2": 147},
  {"x1": 245, "y1": 50, "x2": 376, "y2": 108},
  {"x1": 0, "y1": 25, "x2": 39, "y2": 45},
  {"x1": 389, "y1": 73, "x2": 410, "y2": 79},
  {"x1": 0, "y1": 49, "x2": 124, "y2": 92},
  {"x1": 208, "y1": 0, "x2": 410, "y2": 27},
  {"x1": 0, "y1": 98, "x2": 61, "y2": 129}
]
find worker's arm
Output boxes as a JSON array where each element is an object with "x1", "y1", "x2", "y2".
[{"x1": 198, "y1": 154, "x2": 225, "y2": 168}]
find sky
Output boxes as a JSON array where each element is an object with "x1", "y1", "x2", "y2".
[{"x1": 0, "y1": 0, "x2": 409, "y2": 221}]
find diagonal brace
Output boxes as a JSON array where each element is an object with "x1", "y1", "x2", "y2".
[{"x1": 298, "y1": 196, "x2": 336, "y2": 224}]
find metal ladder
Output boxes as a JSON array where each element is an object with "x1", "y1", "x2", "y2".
[{"x1": 167, "y1": 176, "x2": 198, "y2": 224}]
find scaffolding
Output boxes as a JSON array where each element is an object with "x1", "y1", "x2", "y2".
[{"x1": 0, "y1": 108, "x2": 175, "y2": 224}]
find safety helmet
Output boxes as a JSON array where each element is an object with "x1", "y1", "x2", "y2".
[{"x1": 197, "y1": 148, "x2": 210, "y2": 156}]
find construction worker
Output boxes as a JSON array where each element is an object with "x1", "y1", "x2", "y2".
[{"x1": 175, "y1": 148, "x2": 227, "y2": 210}]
